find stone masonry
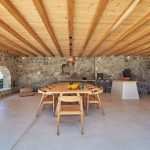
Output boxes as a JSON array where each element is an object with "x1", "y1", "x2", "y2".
[
  {"x1": 95, "y1": 56, "x2": 150, "y2": 80},
  {"x1": 0, "y1": 52, "x2": 149, "y2": 90},
  {"x1": 16, "y1": 56, "x2": 95, "y2": 88}
]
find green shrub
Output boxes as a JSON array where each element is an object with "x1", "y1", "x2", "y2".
[{"x1": 0, "y1": 79, "x2": 3, "y2": 89}]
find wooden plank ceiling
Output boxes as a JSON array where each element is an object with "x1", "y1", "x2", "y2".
[{"x1": 0, "y1": 0, "x2": 149, "y2": 57}]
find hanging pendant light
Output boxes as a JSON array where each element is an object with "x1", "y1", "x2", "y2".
[{"x1": 67, "y1": 56, "x2": 75, "y2": 66}]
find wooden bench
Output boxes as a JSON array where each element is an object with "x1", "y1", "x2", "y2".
[{"x1": 19, "y1": 88, "x2": 34, "y2": 97}]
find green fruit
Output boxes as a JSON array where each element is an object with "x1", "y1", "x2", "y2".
[{"x1": 79, "y1": 84, "x2": 84, "y2": 89}]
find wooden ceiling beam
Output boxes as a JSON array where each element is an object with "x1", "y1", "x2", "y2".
[
  {"x1": 0, "y1": 45, "x2": 6, "y2": 51},
  {"x1": 97, "y1": 12, "x2": 150, "y2": 56},
  {"x1": 133, "y1": 49, "x2": 150, "y2": 56},
  {"x1": 114, "y1": 29, "x2": 150, "y2": 55},
  {"x1": 0, "y1": 48, "x2": 19, "y2": 56},
  {"x1": 79, "y1": 0, "x2": 108, "y2": 56},
  {"x1": 67, "y1": 0, "x2": 74, "y2": 56},
  {"x1": 124, "y1": 43, "x2": 150, "y2": 56},
  {"x1": 0, "y1": 0, "x2": 54, "y2": 56},
  {"x1": 0, "y1": 34, "x2": 36, "y2": 56},
  {"x1": 67, "y1": 0, "x2": 74, "y2": 38},
  {"x1": 33, "y1": 0, "x2": 63, "y2": 56},
  {"x1": 0, "y1": 42, "x2": 26, "y2": 56},
  {"x1": 142, "y1": 50, "x2": 150, "y2": 55},
  {"x1": 116, "y1": 40, "x2": 150, "y2": 56},
  {"x1": 0, "y1": 46, "x2": 13, "y2": 54},
  {"x1": 87, "y1": 0, "x2": 138, "y2": 56},
  {"x1": 124, "y1": 42, "x2": 150, "y2": 56},
  {"x1": 111, "y1": 0, "x2": 141, "y2": 31},
  {"x1": 135, "y1": 49, "x2": 150, "y2": 56},
  {"x1": 0, "y1": 19, "x2": 44, "y2": 56}
]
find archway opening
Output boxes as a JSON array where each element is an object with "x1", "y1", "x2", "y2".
[
  {"x1": 0, "y1": 71, "x2": 4, "y2": 89},
  {"x1": 0, "y1": 66, "x2": 11, "y2": 90}
]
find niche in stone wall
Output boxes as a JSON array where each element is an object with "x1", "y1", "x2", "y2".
[
  {"x1": 62, "y1": 64, "x2": 70, "y2": 75},
  {"x1": 0, "y1": 66, "x2": 11, "y2": 89},
  {"x1": 147, "y1": 61, "x2": 150, "y2": 69}
]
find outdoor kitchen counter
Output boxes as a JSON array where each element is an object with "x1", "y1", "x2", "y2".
[
  {"x1": 111, "y1": 80, "x2": 139, "y2": 100},
  {"x1": 58, "y1": 80, "x2": 96, "y2": 85}
]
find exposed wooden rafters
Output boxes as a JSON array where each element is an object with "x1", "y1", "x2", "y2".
[
  {"x1": 114, "y1": 29, "x2": 150, "y2": 55},
  {"x1": 0, "y1": 34, "x2": 36, "y2": 56},
  {"x1": 132, "y1": 48, "x2": 150, "y2": 56},
  {"x1": 135, "y1": 50, "x2": 150, "y2": 56},
  {"x1": 0, "y1": 41, "x2": 26, "y2": 56},
  {"x1": 98, "y1": 12, "x2": 150, "y2": 56},
  {"x1": 0, "y1": 19, "x2": 44, "y2": 56},
  {"x1": 67, "y1": 0, "x2": 74, "y2": 56},
  {"x1": 0, "y1": 45, "x2": 19, "y2": 56},
  {"x1": 87, "y1": 0, "x2": 138, "y2": 56},
  {"x1": 0, "y1": 45, "x2": 6, "y2": 51},
  {"x1": 0, "y1": 50, "x2": 19, "y2": 56},
  {"x1": 0, "y1": 0, "x2": 149, "y2": 57},
  {"x1": 111, "y1": 0, "x2": 141, "y2": 31},
  {"x1": 124, "y1": 43, "x2": 150, "y2": 56},
  {"x1": 136, "y1": 49, "x2": 150, "y2": 56},
  {"x1": 116, "y1": 39, "x2": 150, "y2": 56},
  {"x1": 79, "y1": 0, "x2": 108, "y2": 56},
  {"x1": 33, "y1": 0, "x2": 63, "y2": 56},
  {"x1": 0, "y1": 0, "x2": 54, "y2": 56}
]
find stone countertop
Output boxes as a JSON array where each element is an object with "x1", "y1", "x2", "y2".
[
  {"x1": 113, "y1": 80, "x2": 138, "y2": 82},
  {"x1": 59, "y1": 79, "x2": 96, "y2": 81}
]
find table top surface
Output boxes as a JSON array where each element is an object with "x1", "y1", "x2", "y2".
[{"x1": 38, "y1": 83, "x2": 91, "y2": 94}]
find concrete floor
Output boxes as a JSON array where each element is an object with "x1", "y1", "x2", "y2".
[{"x1": 0, "y1": 93, "x2": 150, "y2": 150}]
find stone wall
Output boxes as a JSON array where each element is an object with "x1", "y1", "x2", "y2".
[
  {"x1": 16, "y1": 56, "x2": 95, "y2": 88},
  {"x1": 0, "y1": 51, "x2": 149, "y2": 90},
  {"x1": 95, "y1": 56, "x2": 150, "y2": 80},
  {"x1": 16, "y1": 56, "x2": 150, "y2": 88},
  {"x1": 0, "y1": 52, "x2": 18, "y2": 89}
]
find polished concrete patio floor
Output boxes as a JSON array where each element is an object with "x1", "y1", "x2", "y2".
[{"x1": 0, "y1": 93, "x2": 150, "y2": 150}]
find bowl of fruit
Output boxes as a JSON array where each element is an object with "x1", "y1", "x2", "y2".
[{"x1": 68, "y1": 83, "x2": 79, "y2": 90}]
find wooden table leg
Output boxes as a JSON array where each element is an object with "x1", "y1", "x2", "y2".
[{"x1": 36, "y1": 94, "x2": 45, "y2": 117}]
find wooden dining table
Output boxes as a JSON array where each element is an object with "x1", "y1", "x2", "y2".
[
  {"x1": 37, "y1": 83, "x2": 92, "y2": 116},
  {"x1": 38, "y1": 83, "x2": 91, "y2": 94}
]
